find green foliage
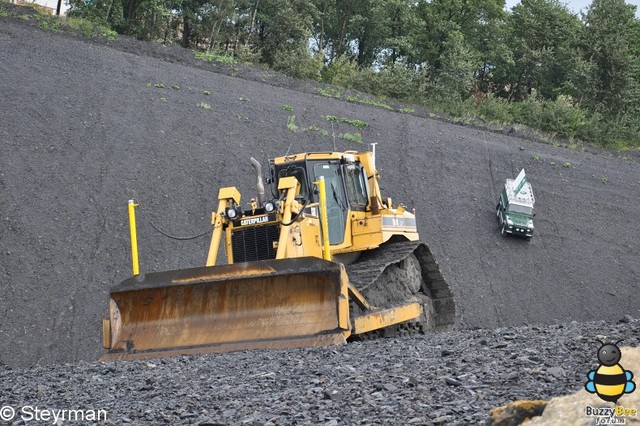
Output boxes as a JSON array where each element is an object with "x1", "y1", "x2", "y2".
[
  {"x1": 346, "y1": 95, "x2": 393, "y2": 111},
  {"x1": 315, "y1": 87, "x2": 342, "y2": 99},
  {"x1": 332, "y1": 66, "x2": 419, "y2": 101},
  {"x1": 203, "y1": 90, "x2": 210, "y2": 96},
  {"x1": 324, "y1": 115, "x2": 369, "y2": 128},
  {"x1": 195, "y1": 51, "x2": 236, "y2": 64},
  {"x1": 473, "y1": 96, "x2": 513, "y2": 124},
  {"x1": 272, "y1": 36, "x2": 322, "y2": 81},
  {"x1": 580, "y1": 0, "x2": 640, "y2": 118},
  {"x1": 281, "y1": 105, "x2": 294, "y2": 112},
  {"x1": 512, "y1": 95, "x2": 587, "y2": 139},
  {"x1": 321, "y1": 55, "x2": 358, "y2": 85},
  {"x1": 500, "y1": 0, "x2": 583, "y2": 101},
  {"x1": 398, "y1": 108, "x2": 415, "y2": 114},
  {"x1": 287, "y1": 115, "x2": 298, "y2": 132},
  {"x1": 234, "y1": 45, "x2": 262, "y2": 64},
  {"x1": 340, "y1": 132, "x2": 363, "y2": 143},
  {"x1": 427, "y1": 31, "x2": 477, "y2": 103},
  {"x1": 197, "y1": 102, "x2": 211, "y2": 110}
]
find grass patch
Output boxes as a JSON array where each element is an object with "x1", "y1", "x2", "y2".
[
  {"x1": 398, "y1": 108, "x2": 415, "y2": 113},
  {"x1": 281, "y1": 104, "x2": 294, "y2": 112},
  {"x1": 194, "y1": 51, "x2": 236, "y2": 64},
  {"x1": 287, "y1": 115, "x2": 298, "y2": 132},
  {"x1": 61, "y1": 16, "x2": 116, "y2": 39},
  {"x1": 346, "y1": 95, "x2": 393, "y2": 111},
  {"x1": 238, "y1": 97, "x2": 250, "y2": 102},
  {"x1": 315, "y1": 87, "x2": 342, "y2": 98},
  {"x1": 324, "y1": 115, "x2": 369, "y2": 128},
  {"x1": 197, "y1": 102, "x2": 212, "y2": 110},
  {"x1": 340, "y1": 132, "x2": 363, "y2": 143}
]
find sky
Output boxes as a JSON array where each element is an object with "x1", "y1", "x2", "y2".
[{"x1": 504, "y1": 0, "x2": 640, "y2": 18}]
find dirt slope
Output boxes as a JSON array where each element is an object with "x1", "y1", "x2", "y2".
[{"x1": 1, "y1": 16, "x2": 639, "y2": 367}]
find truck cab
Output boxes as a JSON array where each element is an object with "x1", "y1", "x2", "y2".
[{"x1": 496, "y1": 176, "x2": 535, "y2": 239}]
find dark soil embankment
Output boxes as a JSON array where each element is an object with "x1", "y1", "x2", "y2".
[{"x1": 1, "y1": 12, "x2": 639, "y2": 372}]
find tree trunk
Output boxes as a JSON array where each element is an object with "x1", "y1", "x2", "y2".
[
  {"x1": 182, "y1": 16, "x2": 192, "y2": 48},
  {"x1": 247, "y1": 0, "x2": 259, "y2": 46}
]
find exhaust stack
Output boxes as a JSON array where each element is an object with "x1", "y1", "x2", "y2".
[{"x1": 250, "y1": 157, "x2": 265, "y2": 207}]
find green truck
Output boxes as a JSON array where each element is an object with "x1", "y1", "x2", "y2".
[{"x1": 496, "y1": 169, "x2": 535, "y2": 239}]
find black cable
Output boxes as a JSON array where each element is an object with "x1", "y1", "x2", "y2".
[
  {"x1": 138, "y1": 206, "x2": 211, "y2": 240},
  {"x1": 280, "y1": 198, "x2": 309, "y2": 226}
]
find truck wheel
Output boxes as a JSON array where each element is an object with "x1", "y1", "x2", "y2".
[{"x1": 496, "y1": 204, "x2": 501, "y2": 218}]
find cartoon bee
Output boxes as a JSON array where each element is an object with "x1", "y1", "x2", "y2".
[{"x1": 585, "y1": 340, "x2": 636, "y2": 403}]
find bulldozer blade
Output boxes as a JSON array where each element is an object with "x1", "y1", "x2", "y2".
[{"x1": 101, "y1": 258, "x2": 350, "y2": 361}]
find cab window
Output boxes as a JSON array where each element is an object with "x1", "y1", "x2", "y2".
[
  {"x1": 277, "y1": 166, "x2": 308, "y2": 199},
  {"x1": 313, "y1": 162, "x2": 347, "y2": 244},
  {"x1": 343, "y1": 163, "x2": 368, "y2": 210}
]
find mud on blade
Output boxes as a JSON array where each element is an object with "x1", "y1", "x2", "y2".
[{"x1": 101, "y1": 258, "x2": 350, "y2": 361}]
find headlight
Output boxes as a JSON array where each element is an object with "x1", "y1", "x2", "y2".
[
  {"x1": 226, "y1": 207, "x2": 238, "y2": 219},
  {"x1": 264, "y1": 201, "x2": 275, "y2": 213}
]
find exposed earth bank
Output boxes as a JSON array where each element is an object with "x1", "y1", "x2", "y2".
[{"x1": 1, "y1": 7, "x2": 640, "y2": 417}]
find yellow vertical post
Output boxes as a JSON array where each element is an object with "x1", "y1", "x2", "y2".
[
  {"x1": 206, "y1": 199, "x2": 227, "y2": 267},
  {"x1": 316, "y1": 176, "x2": 332, "y2": 261},
  {"x1": 128, "y1": 199, "x2": 140, "y2": 276}
]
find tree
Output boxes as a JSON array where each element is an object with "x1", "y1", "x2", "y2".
[
  {"x1": 429, "y1": 30, "x2": 477, "y2": 101},
  {"x1": 254, "y1": 0, "x2": 317, "y2": 65},
  {"x1": 499, "y1": 0, "x2": 582, "y2": 101},
  {"x1": 581, "y1": 0, "x2": 640, "y2": 117}
]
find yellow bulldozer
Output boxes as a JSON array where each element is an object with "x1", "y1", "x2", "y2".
[{"x1": 101, "y1": 149, "x2": 455, "y2": 361}]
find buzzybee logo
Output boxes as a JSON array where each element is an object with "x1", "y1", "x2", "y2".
[{"x1": 585, "y1": 340, "x2": 636, "y2": 403}]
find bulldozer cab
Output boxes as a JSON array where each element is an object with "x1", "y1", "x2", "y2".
[{"x1": 272, "y1": 155, "x2": 369, "y2": 245}]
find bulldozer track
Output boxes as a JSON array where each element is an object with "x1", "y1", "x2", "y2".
[{"x1": 345, "y1": 239, "x2": 456, "y2": 335}]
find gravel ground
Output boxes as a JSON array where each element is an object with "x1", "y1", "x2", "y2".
[
  {"x1": 1, "y1": 318, "x2": 638, "y2": 425},
  {"x1": 1, "y1": 8, "x2": 640, "y2": 423}
]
